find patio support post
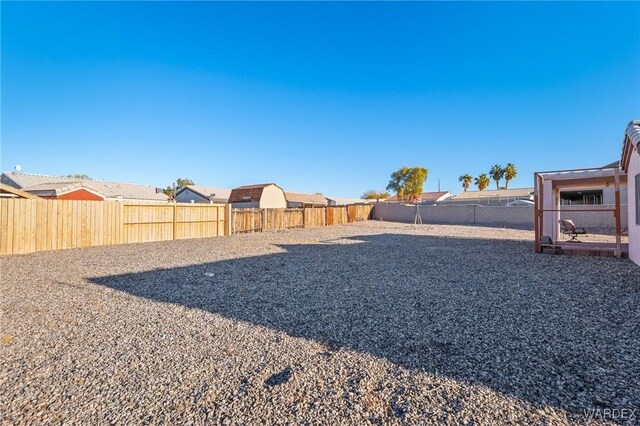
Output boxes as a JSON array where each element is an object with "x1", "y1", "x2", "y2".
[
  {"x1": 614, "y1": 168, "x2": 622, "y2": 258},
  {"x1": 538, "y1": 174, "x2": 544, "y2": 251},
  {"x1": 534, "y1": 173, "x2": 541, "y2": 252}
]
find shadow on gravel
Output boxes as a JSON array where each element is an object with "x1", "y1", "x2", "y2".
[{"x1": 91, "y1": 233, "x2": 640, "y2": 420}]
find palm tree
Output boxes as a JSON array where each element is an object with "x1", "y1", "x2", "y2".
[
  {"x1": 504, "y1": 163, "x2": 517, "y2": 189},
  {"x1": 489, "y1": 164, "x2": 505, "y2": 190},
  {"x1": 458, "y1": 174, "x2": 473, "y2": 192},
  {"x1": 475, "y1": 173, "x2": 490, "y2": 191}
]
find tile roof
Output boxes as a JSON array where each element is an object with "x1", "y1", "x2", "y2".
[
  {"x1": 0, "y1": 182, "x2": 40, "y2": 199},
  {"x1": 22, "y1": 181, "x2": 105, "y2": 198},
  {"x1": 1, "y1": 172, "x2": 168, "y2": 201},
  {"x1": 285, "y1": 192, "x2": 327, "y2": 205},
  {"x1": 621, "y1": 120, "x2": 640, "y2": 172}
]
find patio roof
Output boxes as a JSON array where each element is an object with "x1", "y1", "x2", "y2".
[{"x1": 536, "y1": 167, "x2": 627, "y2": 188}]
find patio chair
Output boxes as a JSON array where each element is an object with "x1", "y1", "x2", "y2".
[{"x1": 558, "y1": 219, "x2": 587, "y2": 242}]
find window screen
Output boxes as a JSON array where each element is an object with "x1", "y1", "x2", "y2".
[{"x1": 560, "y1": 190, "x2": 603, "y2": 205}]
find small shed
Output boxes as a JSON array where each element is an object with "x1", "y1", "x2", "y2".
[
  {"x1": 175, "y1": 185, "x2": 231, "y2": 204},
  {"x1": 285, "y1": 192, "x2": 327, "y2": 208},
  {"x1": 229, "y1": 183, "x2": 287, "y2": 209},
  {"x1": 621, "y1": 120, "x2": 640, "y2": 266}
]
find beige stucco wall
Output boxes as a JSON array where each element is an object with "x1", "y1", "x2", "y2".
[
  {"x1": 628, "y1": 154, "x2": 640, "y2": 266},
  {"x1": 259, "y1": 185, "x2": 287, "y2": 209}
]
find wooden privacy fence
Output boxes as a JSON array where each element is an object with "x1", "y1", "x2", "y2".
[
  {"x1": 232, "y1": 208, "x2": 306, "y2": 233},
  {"x1": 0, "y1": 199, "x2": 228, "y2": 255},
  {"x1": 0, "y1": 199, "x2": 373, "y2": 255},
  {"x1": 232, "y1": 205, "x2": 373, "y2": 234}
]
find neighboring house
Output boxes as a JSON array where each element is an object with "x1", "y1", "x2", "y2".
[
  {"x1": 0, "y1": 182, "x2": 40, "y2": 199},
  {"x1": 325, "y1": 196, "x2": 371, "y2": 206},
  {"x1": 285, "y1": 192, "x2": 327, "y2": 208},
  {"x1": 440, "y1": 187, "x2": 534, "y2": 206},
  {"x1": 0, "y1": 172, "x2": 168, "y2": 202},
  {"x1": 506, "y1": 199, "x2": 535, "y2": 207},
  {"x1": 621, "y1": 120, "x2": 640, "y2": 266},
  {"x1": 22, "y1": 182, "x2": 106, "y2": 200},
  {"x1": 175, "y1": 185, "x2": 231, "y2": 204},
  {"x1": 228, "y1": 183, "x2": 287, "y2": 209},
  {"x1": 386, "y1": 191, "x2": 453, "y2": 205}
]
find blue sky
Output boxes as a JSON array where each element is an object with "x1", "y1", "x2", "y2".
[{"x1": 2, "y1": 2, "x2": 639, "y2": 196}]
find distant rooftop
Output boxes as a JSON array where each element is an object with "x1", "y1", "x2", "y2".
[
  {"x1": 178, "y1": 185, "x2": 231, "y2": 200},
  {"x1": 1, "y1": 172, "x2": 168, "y2": 201},
  {"x1": 387, "y1": 191, "x2": 451, "y2": 203},
  {"x1": 285, "y1": 192, "x2": 327, "y2": 205},
  {"x1": 451, "y1": 187, "x2": 534, "y2": 200}
]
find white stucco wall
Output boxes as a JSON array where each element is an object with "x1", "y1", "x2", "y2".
[
  {"x1": 628, "y1": 154, "x2": 640, "y2": 266},
  {"x1": 259, "y1": 185, "x2": 287, "y2": 209}
]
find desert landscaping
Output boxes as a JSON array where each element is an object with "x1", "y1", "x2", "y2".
[{"x1": 1, "y1": 221, "x2": 638, "y2": 425}]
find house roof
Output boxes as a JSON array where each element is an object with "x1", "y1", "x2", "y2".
[
  {"x1": 228, "y1": 183, "x2": 280, "y2": 203},
  {"x1": 285, "y1": 192, "x2": 327, "y2": 205},
  {"x1": 177, "y1": 185, "x2": 231, "y2": 200},
  {"x1": 326, "y1": 196, "x2": 371, "y2": 205},
  {"x1": 1, "y1": 172, "x2": 168, "y2": 201},
  {"x1": 621, "y1": 120, "x2": 640, "y2": 172},
  {"x1": 387, "y1": 191, "x2": 451, "y2": 202},
  {"x1": 22, "y1": 181, "x2": 106, "y2": 198},
  {"x1": 450, "y1": 187, "x2": 534, "y2": 200},
  {"x1": 0, "y1": 182, "x2": 40, "y2": 199}
]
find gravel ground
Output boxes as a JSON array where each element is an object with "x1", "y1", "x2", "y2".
[{"x1": 1, "y1": 221, "x2": 639, "y2": 425}]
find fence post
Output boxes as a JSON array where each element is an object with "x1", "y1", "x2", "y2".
[
  {"x1": 172, "y1": 203, "x2": 177, "y2": 240},
  {"x1": 225, "y1": 204, "x2": 232, "y2": 236}
]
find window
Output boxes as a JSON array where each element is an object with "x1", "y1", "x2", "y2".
[
  {"x1": 636, "y1": 173, "x2": 640, "y2": 225},
  {"x1": 560, "y1": 190, "x2": 603, "y2": 205}
]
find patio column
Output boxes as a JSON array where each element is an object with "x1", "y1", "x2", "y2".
[
  {"x1": 615, "y1": 168, "x2": 622, "y2": 258},
  {"x1": 542, "y1": 180, "x2": 555, "y2": 241}
]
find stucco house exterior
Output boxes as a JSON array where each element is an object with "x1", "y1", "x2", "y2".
[
  {"x1": 285, "y1": 192, "x2": 327, "y2": 208},
  {"x1": 228, "y1": 183, "x2": 287, "y2": 209},
  {"x1": 621, "y1": 120, "x2": 640, "y2": 266},
  {"x1": 0, "y1": 172, "x2": 168, "y2": 202},
  {"x1": 175, "y1": 185, "x2": 231, "y2": 204}
]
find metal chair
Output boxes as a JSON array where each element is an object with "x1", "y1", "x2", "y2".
[{"x1": 559, "y1": 219, "x2": 587, "y2": 242}]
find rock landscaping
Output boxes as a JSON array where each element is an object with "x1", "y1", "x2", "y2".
[{"x1": 1, "y1": 222, "x2": 638, "y2": 424}]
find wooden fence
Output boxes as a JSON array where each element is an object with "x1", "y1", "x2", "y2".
[
  {"x1": 0, "y1": 199, "x2": 373, "y2": 255},
  {"x1": 0, "y1": 199, "x2": 228, "y2": 255},
  {"x1": 231, "y1": 205, "x2": 373, "y2": 234}
]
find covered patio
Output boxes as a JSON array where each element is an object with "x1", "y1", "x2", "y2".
[{"x1": 534, "y1": 167, "x2": 628, "y2": 258}]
